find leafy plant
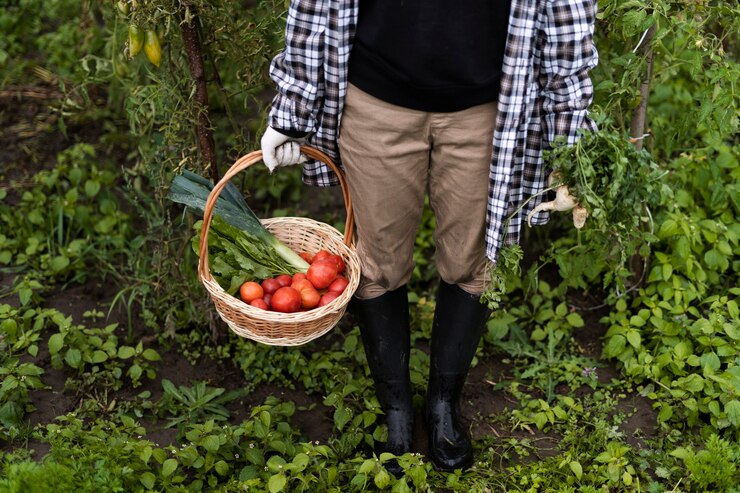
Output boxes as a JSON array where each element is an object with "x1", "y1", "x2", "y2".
[
  {"x1": 670, "y1": 434, "x2": 740, "y2": 491},
  {"x1": 47, "y1": 312, "x2": 160, "y2": 391},
  {"x1": 0, "y1": 359, "x2": 45, "y2": 437},
  {"x1": 0, "y1": 144, "x2": 132, "y2": 291},
  {"x1": 156, "y1": 379, "x2": 247, "y2": 429}
]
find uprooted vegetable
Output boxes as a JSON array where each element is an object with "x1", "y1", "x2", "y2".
[
  {"x1": 484, "y1": 123, "x2": 664, "y2": 308},
  {"x1": 527, "y1": 171, "x2": 589, "y2": 229},
  {"x1": 168, "y1": 171, "x2": 310, "y2": 293}
]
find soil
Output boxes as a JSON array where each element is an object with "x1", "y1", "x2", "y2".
[{"x1": 1, "y1": 85, "x2": 659, "y2": 475}]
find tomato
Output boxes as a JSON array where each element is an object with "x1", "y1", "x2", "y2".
[
  {"x1": 292, "y1": 279, "x2": 314, "y2": 293},
  {"x1": 276, "y1": 274, "x2": 293, "y2": 287},
  {"x1": 327, "y1": 254, "x2": 346, "y2": 274},
  {"x1": 128, "y1": 25, "x2": 144, "y2": 57},
  {"x1": 300, "y1": 287, "x2": 321, "y2": 309},
  {"x1": 328, "y1": 275, "x2": 349, "y2": 294},
  {"x1": 271, "y1": 287, "x2": 302, "y2": 313},
  {"x1": 292, "y1": 272, "x2": 308, "y2": 283},
  {"x1": 144, "y1": 29, "x2": 162, "y2": 67},
  {"x1": 261, "y1": 278, "x2": 281, "y2": 295},
  {"x1": 263, "y1": 293, "x2": 272, "y2": 308},
  {"x1": 117, "y1": 1, "x2": 130, "y2": 16},
  {"x1": 239, "y1": 281, "x2": 264, "y2": 303},
  {"x1": 318, "y1": 291, "x2": 340, "y2": 307},
  {"x1": 312, "y1": 249, "x2": 332, "y2": 263},
  {"x1": 299, "y1": 252, "x2": 313, "y2": 263},
  {"x1": 307, "y1": 259, "x2": 339, "y2": 289},
  {"x1": 250, "y1": 298, "x2": 269, "y2": 310}
]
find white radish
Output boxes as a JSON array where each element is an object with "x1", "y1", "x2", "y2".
[{"x1": 527, "y1": 171, "x2": 588, "y2": 229}]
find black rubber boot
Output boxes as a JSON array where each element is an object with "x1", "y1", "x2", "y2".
[
  {"x1": 352, "y1": 285, "x2": 413, "y2": 476},
  {"x1": 425, "y1": 281, "x2": 491, "y2": 471}
]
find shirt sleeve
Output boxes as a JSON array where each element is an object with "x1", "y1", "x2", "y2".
[
  {"x1": 539, "y1": 0, "x2": 599, "y2": 146},
  {"x1": 268, "y1": 0, "x2": 329, "y2": 134}
]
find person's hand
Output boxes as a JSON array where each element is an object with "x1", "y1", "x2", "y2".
[
  {"x1": 527, "y1": 171, "x2": 588, "y2": 228},
  {"x1": 260, "y1": 127, "x2": 307, "y2": 172}
]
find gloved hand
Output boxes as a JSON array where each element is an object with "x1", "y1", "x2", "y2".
[
  {"x1": 260, "y1": 127, "x2": 307, "y2": 173},
  {"x1": 527, "y1": 171, "x2": 589, "y2": 229}
]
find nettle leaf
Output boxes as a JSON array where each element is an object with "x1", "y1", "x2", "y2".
[
  {"x1": 674, "y1": 341, "x2": 693, "y2": 360},
  {"x1": 139, "y1": 472, "x2": 156, "y2": 490},
  {"x1": 569, "y1": 461, "x2": 583, "y2": 479},
  {"x1": 334, "y1": 407, "x2": 351, "y2": 430},
  {"x1": 161, "y1": 458, "x2": 178, "y2": 477},
  {"x1": 65, "y1": 348, "x2": 82, "y2": 368},
  {"x1": 118, "y1": 346, "x2": 136, "y2": 359},
  {"x1": 700, "y1": 352, "x2": 721, "y2": 372},
  {"x1": 725, "y1": 400, "x2": 740, "y2": 427},
  {"x1": 48, "y1": 333, "x2": 65, "y2": 355},
  {"x1": 200, "y1": 435, "x2": 221, "y2": 452},
  {"x1": 268, "y1": 473, "x2": 287, "y2": 493}
]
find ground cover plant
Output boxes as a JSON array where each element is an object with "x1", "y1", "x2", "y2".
[{"x1": 0, "y1": 0, "x2": 738, "y2": 492}]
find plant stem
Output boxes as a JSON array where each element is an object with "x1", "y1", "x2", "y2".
[
  {"x1": 180, "y1": 4, "x2": 219, "y2": 183},
  {"x1": 629, "y1": 24, "x2": 656, "y2": 152}
]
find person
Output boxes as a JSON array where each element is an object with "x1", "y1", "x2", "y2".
[{"x1": 260, "y1": 0, "x2": 598, "y2": 474}]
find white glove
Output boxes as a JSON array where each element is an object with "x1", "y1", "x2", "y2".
[{"x1": 260, "y1": 127, "x2": 307, "y2": 172}]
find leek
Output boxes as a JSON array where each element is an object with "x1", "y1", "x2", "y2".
[{"x1": 168, "y1": 171, "x2": 309, "y2": 275}]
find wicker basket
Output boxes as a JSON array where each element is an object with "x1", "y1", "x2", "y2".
[{"x1": 197, "y1": 146, "x2": 359, "y2": 346}]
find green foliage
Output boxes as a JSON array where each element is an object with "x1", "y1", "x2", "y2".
[
  {"x1": 670, "y1": 434, "x2": 740, "y2": 492},
  {"x1": 0, "y1": 144, "x2": 131, "y2": 293},
  {"x1": 1, "y1": 0, "x2": 739, "y2": 492},
  {"x1": 47, "y1": 311, "x2": 159, "y2": 392},
  {"x1": 601, "y1": 146, "x2": 739, "y2": 437},
  {"x1": 157, "y1": 379, "x2": 247, "y2": 429},
  {"x1": 0, "y1": 359, "x2": 45, "y2": 439},
  {"x1": 0, "y1": 461, "x2": 77, "y2": 493},
  {"x1": 543, "y1": 123, "x2": 664, "y2": 295}
]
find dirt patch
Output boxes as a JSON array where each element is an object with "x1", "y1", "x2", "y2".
[{"x1": 616, "y1": 393, "x2": 658, "y2": 450}]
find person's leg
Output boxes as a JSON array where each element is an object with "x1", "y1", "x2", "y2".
[
  {"x1": 425, "y1": 101, "x2": 497, "y2": 471},
  {"x1": 338, "y1": 84, "x2": 432, "y2": 474}
]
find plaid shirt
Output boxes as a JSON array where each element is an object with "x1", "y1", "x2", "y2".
[{"x1": 268, "y1": 0, "x2": 598, "y2": 262}]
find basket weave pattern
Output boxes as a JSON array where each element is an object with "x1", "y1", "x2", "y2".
[{"x1": 197, "y1": 147, "x2": 359, "y2": 346}]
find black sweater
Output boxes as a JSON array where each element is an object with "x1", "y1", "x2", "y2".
[{"x1": 348, "y1": 0, "x2": 512, "y2": 113}]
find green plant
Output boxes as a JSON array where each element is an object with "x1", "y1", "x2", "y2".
[
  {"x1": 0, "y1": 359, "x2": 45, "y2": 438},
  {"x1": 47, "y1": 312, "x2": 160, "y2": 391},
  {"x1": 670, "y1": 434, "x2": 740, "y2": 491},
  {"x1": 0, "y1": 144, "x2": 132, "y2": 291},
  {"x1": 157, "y1": 379, "x2": 247, "y2": 429}
]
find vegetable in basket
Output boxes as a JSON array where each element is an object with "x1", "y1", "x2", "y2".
[{"x1": 168, "y1": 170, "x2": 310, "y2": 292}]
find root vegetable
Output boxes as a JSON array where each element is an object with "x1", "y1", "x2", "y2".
[{"x1": 527, "y1": 171, "x2": 589, "y2": 229}]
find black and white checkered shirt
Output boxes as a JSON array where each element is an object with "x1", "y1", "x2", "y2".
[{"x1": 268, "y1": 0, "x2": 598, "y2": 262}]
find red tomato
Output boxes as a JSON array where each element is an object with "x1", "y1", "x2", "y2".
[
  {"x1": 327, "y1": 254, "x2": 345, "y2": 274},
  {"x1": 312, "y1": 249, "x2": 332, "y2": 263},
  {"x1": 299, "y1": 251, "x2": 313, "y2": 263},
  {"x1": 300, "y1": 288, "x2": 321, "y2": 309},
  {"x1": 263, "y1": 293, "x2": 272, "y2": 308},
  {"x1": 239, "y1": 281, "x2": 264, "y2": 303},
  {"x1": 292, "y1": 278, "x2": 315, "y2": 293},
  {"x1": 318, "y1": 291, "x2": 340, "y2": 307},
  {"x1": 261, "y1": 278, "x2": 281, "y2": 295},
  {"x1": 292, "y1": 272, "x2": 307, "y2": 283},
  {"x1": 271, "y1": 287, "x2": 302, "y2": 313},
  {"x1": 307, "y1": 259, "x2": 339, "y2": 289},
  {"x1": 275, "y1": 274, "x2": 293, "y2": 287},
  {"x1": 250, "y1": 298, "x2": 269, "y2": 310},
  {"x1": 328, "y1": 275, "x2": 349, "y2": 294}
]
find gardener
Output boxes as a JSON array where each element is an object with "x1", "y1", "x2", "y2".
[{"x1": 260, "y1": 0, "x2": 598, "y2": 474}]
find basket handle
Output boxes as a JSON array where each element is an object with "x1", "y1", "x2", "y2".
[{"x1": 198, "y1": 146, "x2": 354, "y2": 282}]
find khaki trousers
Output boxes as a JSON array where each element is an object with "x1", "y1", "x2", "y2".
[{"x1": 338, "y1": 84, "x2": 497, "y2": 299}]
